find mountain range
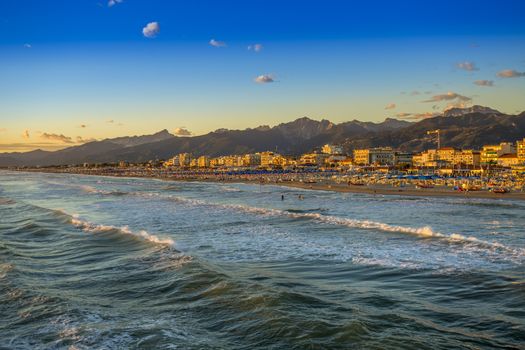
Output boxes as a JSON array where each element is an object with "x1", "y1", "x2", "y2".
[{"x1": 1, "y1": 106, "x2": 524, "y2": 166}]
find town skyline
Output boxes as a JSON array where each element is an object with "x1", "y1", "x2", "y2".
[{"x1": 1, "y1": 0, "x2": 525, "y2": 152}]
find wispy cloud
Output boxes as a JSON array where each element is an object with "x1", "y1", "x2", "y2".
[
  {"x1": 423, "y1": 91, "x2": 471, "y2": 103},
  {"x1": 22, "y1": 130, "x2": 30, "y2": 139},
  {"x1": 254, "y1": 74, "x2": 275, "y2": 84},
  {"x1": 173, "y1": 127, "x2": 192, "y2": 136},
  {"x1": 40, "y1": 133, "x2": 74, "y2": 143},
  {"x1": 474, "y1": 80, "x2": 494, "y2": 87},
  {"x1": 23, "y1": 43, "x2": 32, "y2": 49},
  {"x1": 108, "y1": 0, "x2": 123, "y2": 7},
  {"x1": 497, "y1": 69, "x2": 525, "y2": 78},
  {"x1": 398, "y1": 112, "x2": 437, "y2": 120},
  {"x1": 457, "y1": 61, "x2": 478, "y2": 71},
  {"x1": 142, "y1": 22, "x2": 160, "y2": 38},
  {"x1": 247, "y1": 43, "x2": 263, "y2": 52},
  {"x1": 107, "y1": 120, "x2": 114, "y2": 124},
  {"x1": 384, "y1": 103, "x2": 396, "y2": 110},
  {"x1": 209, "y1": 39, "x2": 226, "y2": 48},
  {"x1": 410, "y1": 90, "x2": 420, "y2": 96},
  {"x1": 79, "y1": 124, "x2": 87, "y2": 128}
]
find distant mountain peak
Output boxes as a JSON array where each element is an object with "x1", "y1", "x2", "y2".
[
  {"x1": 154, "y1": 129, "x2": 173, "y2": 136},
  {"x1": 443, "y1": 105, "x2": 502, "y2": 117}
]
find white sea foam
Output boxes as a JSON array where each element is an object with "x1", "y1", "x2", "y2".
[
  {"x1": 151, "y1": 194, "x2": 523, "y2": 256},
  {"x1": 70, "y1": 214, "x2": 175, "y2": 247}
]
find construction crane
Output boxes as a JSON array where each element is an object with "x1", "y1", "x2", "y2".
[{"x1": 426, "y1": 129, "x2": 440, "y2": 150}]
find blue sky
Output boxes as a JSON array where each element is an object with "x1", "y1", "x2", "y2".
[{"x1": 1, "y1": 0, "x2": 525, "y2": 151}]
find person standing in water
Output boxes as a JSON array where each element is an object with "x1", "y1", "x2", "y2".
[{"x1": 281, "y1": 194, "x2": 285, "y2": 201}]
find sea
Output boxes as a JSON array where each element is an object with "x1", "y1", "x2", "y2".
[{"x1": 0, "y1": 171, "x2": 524, "y2": 349}]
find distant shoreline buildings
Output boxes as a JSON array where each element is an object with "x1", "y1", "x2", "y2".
[
  {"x1": 151, "y1": 136, "x2": 525, "y2": 175},
  {"x1": 9, "y1": 136, "x2": 525, "y2": 177}
]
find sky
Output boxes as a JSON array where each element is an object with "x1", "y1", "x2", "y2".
[{"x1": 1, "y1": 0, "x2": 525, "y2": 152}]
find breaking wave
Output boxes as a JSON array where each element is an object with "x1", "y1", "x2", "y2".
[
  {"x1": 145, "y1": 193, "x2": 523, "y2": 256},
  {"x1": 65, "y1": 212, "x2": 175, "y2": 247}
]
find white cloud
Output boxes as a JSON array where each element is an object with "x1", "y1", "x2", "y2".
[
  {"x1": 209, "y1": 39, "x2": 226, "y2": 47},
  {"x1": 474, "y1": 80, "x2": 494, "y2": 87},
  {"x1": 254, "y1": 74, "x2": 275, "y2": 84},
  {"x1": 23, "y1": 43, "x2": 31, "y2": 49},
  {"x1": 142, "y1": 22, "x2": 160, "y2": 38},
  {"x1": 384, "y1": 103, "x2": 396, "y2": 110},
  {"x1": 497, "y1": 69, "x2": 525, "y2": 78},
  {"x1": 423, "y1": 91, "x2": 471, "y2": 103},
  {"x1": 457, "y1": 61, "x2": 478, "y2": 71},
  {"x1": 173, "y1": 127, "x2": 192, "y2": 136},
  {"x1": 248, "y1": 43, "x2": 263, "y2": 52},
  {"x1": 108, "y1": 0, "x2": 123, "y2": 7}
]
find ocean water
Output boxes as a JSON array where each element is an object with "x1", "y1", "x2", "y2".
[{"x1": 0, "y1": 171, "x2": 524, "y2": 349}]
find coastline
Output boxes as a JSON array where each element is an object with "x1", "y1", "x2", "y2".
[{"x1": 7, "y1": 169, "x2": 525, "y2": 201}]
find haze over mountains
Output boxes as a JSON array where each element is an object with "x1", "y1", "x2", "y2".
[{"x1": 1, "y1": 106, "x2": 524, "y2": 167}]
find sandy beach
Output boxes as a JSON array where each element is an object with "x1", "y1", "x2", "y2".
[{"x1": 10, "y1": 168, "x2": 525, "y2": 201}]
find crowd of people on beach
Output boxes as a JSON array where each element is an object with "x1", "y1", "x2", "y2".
[{"x1": 16, "y1": 165, "x2": 525, "y2": 197}]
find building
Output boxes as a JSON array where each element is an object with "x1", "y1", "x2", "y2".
[
  {"x1": 197, "y1": 156, "x2": 210, "y2": 168},
  {"x1": 178, "y1": 153, "x2": 192, "y2": 167},
  {"x1": 210, "y1": 157, "x2": 224, "y2": 168},
  {"x1": 325, "y1": 155, "x2": 349, "y2": 167},
  {"x1": 517, "y1": 138, "x2": 525, "y2": 164},
  {"x1": 453, "y1": 150, "x2": 481, "y2": 167},
  {"x1": 353, "y1": 147, "x2": 394, "y2": 166},
  {"x1": 412, "y1": 149, "x2": 437, "y2": 167},
  {"x1": 394, "y1": 152, "x2": 414, "y2": 166},
  {"x1": 481, "y1": 142, "x2": 516, "y2": 164},
  {"x1": 242, "y1": 153, "x2": 261, "y2": 167},
  {"x1": 497, "y1": 154, "x2": 519, "y2": 167},
  {"x1": 260, "y1": 151, "x2": 278, "y2": 168},
  {"x1": 321, "y1": 144, "x2": 343, "y2": 155},
  {"x1": 299, "y1": 153, "x2": 328, "y2": 166},
  {"x1": 437, "y1": 147, "x2": 459, "y2": 164},
  {"x1": 163, "y1": 156, "x2": 179, "y2": 167}
]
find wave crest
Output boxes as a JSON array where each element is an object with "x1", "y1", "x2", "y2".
[{"x1": 69, "y1": 214, "x2": 175, "y2": 247}]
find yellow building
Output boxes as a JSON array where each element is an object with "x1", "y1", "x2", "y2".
[
  {"x1": 299, "y1": 153, "x2": 328, "y2": 166},
  {"x1": 242, "y1": 153, "x2": 261, "y2": 167},
  {"x1": 321, "y1": 144, "x2": 343, "y2": 155},
  {"x1": 453, "y1": 150, "x2": 480, "y2": 166},
  {"x1": 517, "y1": 138, "x2": 525, "y2": 164},
  {"x1": 260, "y1": 151, "x2": 277, "y2": 168},
  {"x1": 481, "y1": 142, "x2": 516, "y2": 164},
  {"x1": 197, "y1": 156, "x2": 210, "y2": 168},
  {"x1": 178, "y1": 153, "x2": 192, "y2": 167},
  {"x1": 163, "y1": 156, "x2": 179, "y2": 167},
  {"x1": 353, "y1": 149, "x2": 370, "y2": 165},
  {"x1": 437, "y1": 147, "x2": 458, "y2": 164},
  {"x1": 497, "y1": 154, "x2": 519, "y2": 167},
  {"x1": 412, "y1": 149, "x2": 437, "y2": 167},
  {"x1": 353, "y1": 147, "x2": 394, "y2": 165}
]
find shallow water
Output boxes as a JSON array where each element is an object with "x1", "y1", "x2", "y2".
[{"x1": 0, "y1": 171, "x2": 524, "y2": 349}]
